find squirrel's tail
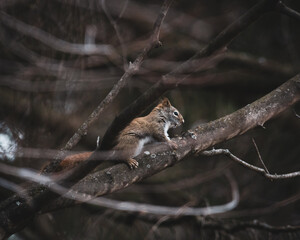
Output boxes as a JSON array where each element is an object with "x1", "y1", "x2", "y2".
[{"x1": 60, "y1": 151, "x2": 93, "y2": 170}]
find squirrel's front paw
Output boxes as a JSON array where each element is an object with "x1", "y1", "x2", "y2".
[
  {"x1": 168, "y1": 140, "x2": 178, "y2": 150},
  {"x1": 126, "y1": 158, "x2": 139, "y2": 169}
]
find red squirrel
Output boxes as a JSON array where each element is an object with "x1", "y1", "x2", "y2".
[{"x1": 59, "y1": 98, "x2": 184, "y2": 170}]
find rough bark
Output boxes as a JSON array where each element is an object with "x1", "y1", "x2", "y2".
[{"x1": 43, "y1": 74, "x2": 300, "y2": 212}]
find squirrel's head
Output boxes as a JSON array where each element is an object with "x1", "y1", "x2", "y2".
[{"x1": 156, "y1": 98, "x2": 184, "y2": 128}]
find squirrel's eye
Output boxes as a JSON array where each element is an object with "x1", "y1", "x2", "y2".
[{"x1": 173, "y1": 111, "x2": 179, "y2": 117}]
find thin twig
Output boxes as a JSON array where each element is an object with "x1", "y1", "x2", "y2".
[
  {"x1": 214, "y1": 192, "x2": 300, "y2": 218},
  {"x1": 201, "y1": 148, "x2": 300, "y2": 180},
  {"x1": 276, "y1": 1, "x2": 300, "y2": 22},
  {"x1": 141, "y1": 214, "x2": 300, "y2": 233},
  {"x1": 293, "y1": 108, "x2": 300, "y2": 118},
  {"x1": 200, "y1": 219, "x2": 300, "y2": 233},
  {"x1": 101, "y1": 0, "x2": 128, "y2": 69},
  {"x1": 144, "y1": 215, "x2": 171, "y2": 240},
  {"x1": 252, "y1": 138, "x2": 270, "y2": 174}
]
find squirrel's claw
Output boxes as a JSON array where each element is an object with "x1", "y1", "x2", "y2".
[
  {"x1": 168, "y1": 140, "x2": 178, "y2": 150},
  {"x1": 127, "y1": 158, "x2": 139, "y2": 169}
]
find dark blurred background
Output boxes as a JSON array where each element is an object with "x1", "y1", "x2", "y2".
[{"x1": 0, "y1": 0, "x2": 300, "y2": 239}]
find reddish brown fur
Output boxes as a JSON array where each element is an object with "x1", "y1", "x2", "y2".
[
  {"x1": 60, "y1": 152, "x2": 93, "y2": 170},
  {"x1": 59, "y1": 98, "x2": 184, "y2": 170}
]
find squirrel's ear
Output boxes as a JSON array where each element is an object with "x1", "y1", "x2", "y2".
[{"x1": 160, "y1": 97, "x2": 171, "y2": 107}]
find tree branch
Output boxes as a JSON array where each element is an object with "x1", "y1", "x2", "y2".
[
  {"x1": 276, "y1": 1, "x2": 300, "y2": 22},
  {"x1": 0, "y1": 164, "x2": 239, "y2": 217},
  {"x1": 140, "y1": 215, "x2": 300, "y2": 234},
  {"x1": 1, "y1": 0, "x2": 299, "y2": 238},
  {"x1": 101, "y1": 0, "x2": 127, "y2": 69},
  {"x1": 214, "y1": 192, "x2": 300, "y2": 219},
  {"x1": 44, "y1": 73, "x2": 300, "y2": 213},
  {"x1": 198, "y1": 219, "x2": 300, "y2": 233},
  {"x1": 0, "y1": 72, "x2": 299, "y2": 239},
  {"x1": 251, "y1": 138, "x2": 270, "y2": 174},
  {"x1": 12, "y1": 165, "x2": 300, "y2": 235},
  {"x1": 201, "y1": 148, "x2": 300, "y2": 180},
  {"x1": 0, "y1": 11, "x2": 117, "y2": 56}
]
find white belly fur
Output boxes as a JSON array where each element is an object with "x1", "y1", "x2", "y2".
[
  {"x1": 164, "y1": 122, "x2": 170, "y2": 140},
  {"x1": 134, "y1": 136, "x2": 152, "y2": 157}
]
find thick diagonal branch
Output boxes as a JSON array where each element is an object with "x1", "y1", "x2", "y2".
[
  {"x1": 45, "y1": 74, "x2": 300, "y2": 213},
  {"x1": 0, "y1": 1, "x2": 294, "y2": 238}
]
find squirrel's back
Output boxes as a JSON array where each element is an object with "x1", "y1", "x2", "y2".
[{"x1": 47, "y1": 98, "x2": 184, "y2": 171}]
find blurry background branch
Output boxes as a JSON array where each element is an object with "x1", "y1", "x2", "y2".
[
  {"x1": 0, "y1": 0, "x2": 174, "y2": 238},
  {"x1": 0, "y1": 163, "x2": 239, "y2": 217},
  {"x1": 55, "y1": 0, "x2": 173, "y2": 153},
  {"x1": 98, "y1": 0, "x2": 284, "y2": 152},
  {"x1": 277, "y1": 1, "x2": 300, "y2": 21},
  {"x1": 41, "y1": 0, "x2": 173, "y2": 175},
  {"x1": 0, "y1": 0, "x2": 300, "y2": 239},
  {"x1": 0, "y1": 11, "x2": 117, "y2": 56},
  {"x1": 8, "y1": 162, "x2": 300, "y2": 235}
]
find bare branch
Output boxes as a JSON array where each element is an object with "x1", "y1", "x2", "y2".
[
  {"x1": 1, "y1": 1, "x2": 300, "y2": 237},
  {"x1": 0, "y1": 0, "x2": 28, "y2": 9},
  {"x1": 0, "y1": 75, "x2": 120, "y2": 92},
  {"x1": 251, "y1": 138, "x2": 270, "y2": 174},
  {"x1": 0, "y1": 163, "x2": 239, "y2": 217},
  {"x1": 222, "y1": 51, "x2": 299, "y2": 77},
  {"x1": 0, "y1": 30, "x2": 98, "y2": 83},
  {"x1": 40, "y1": 73, "x2": 300, "y2": 213},
  {"x1": 276, "y1": 1, "x2": 300, "y2": 22},
  {"x1": 0, "y1": 72, "x2": 299, "y2": 238},
  {"x1": 101, "y1": 0, "x2": 127, "y2": 69},
  {"x1": 124, "y1": 163, "x2": 232, "y2": 193},
  {"x1": 144, "y1": 215, "x2": 171, "y2": 240},
  {"x1": 201, "y1": 148, "x2": 300, "y2": 180},
  {"x1": 1, "y1": 71, "x2": 299, "y2": 239},
  {"x1": 215, "y1": 192, "x2": 300, "y2": 218},
  {"x1": 293, "y1": 108, "x2": 300, "y2": 118},
  {"x1": 56, "y1": 0, "x2": 212, "y2": 42},
  {"x1": 0, "y1": 11, "x2": 117, "y2": 56},
  {"x1": 199, "y1": 219, "x2": 300, "y2": 233},
  {"x1": 142, "y1": 215, "x2": 300, "y2": 233},
  {"x1": 0, "y1": 177, "x2": 25, "y2": 196}
]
